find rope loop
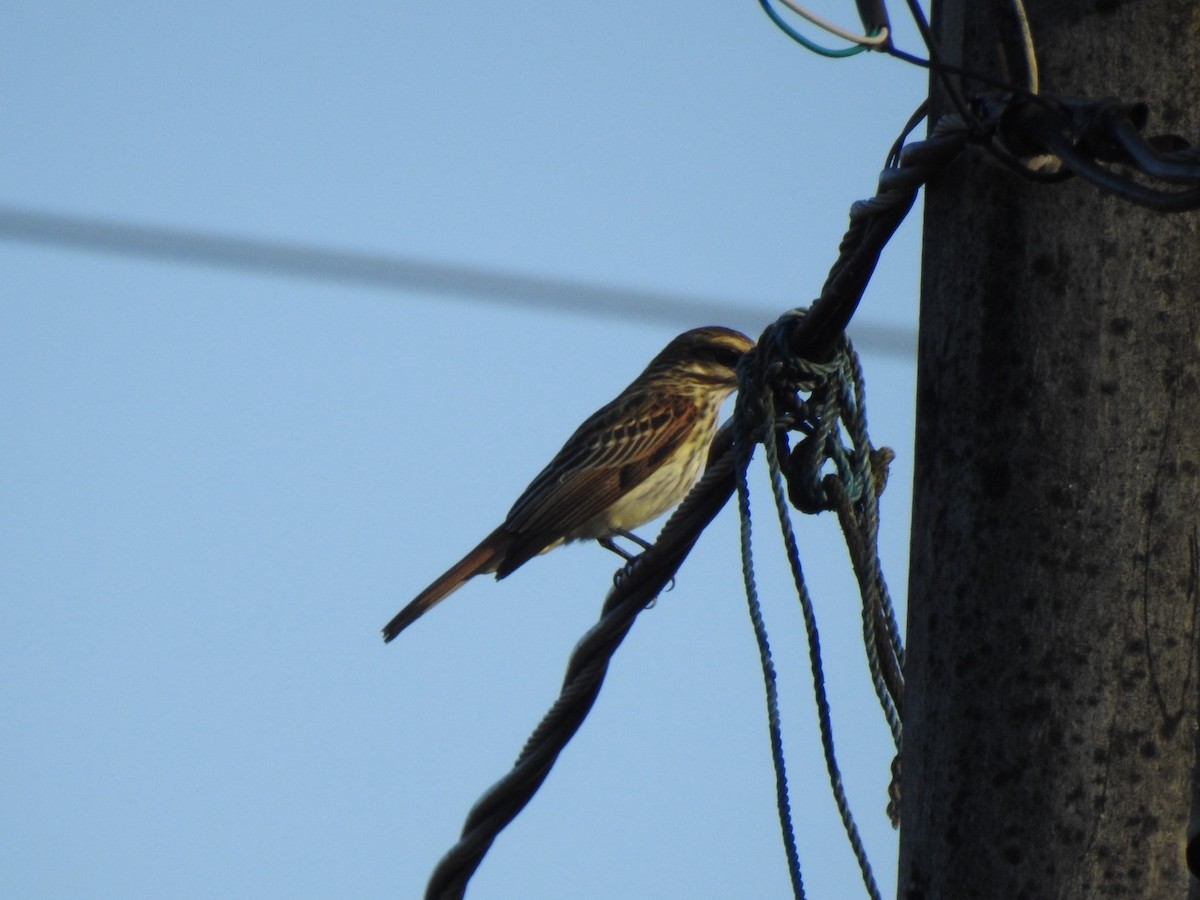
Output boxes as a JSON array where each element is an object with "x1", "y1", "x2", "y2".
[
  {"x1": 740, "y1": 304, "x2": 907, "y2": 758},
  {"x1": 741, "y1": 310, "x2": 877, "y2": 516}
]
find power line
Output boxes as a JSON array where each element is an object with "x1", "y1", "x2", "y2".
[{"x1": 0, "y1": 204, "x2": 917, "y2": 358}]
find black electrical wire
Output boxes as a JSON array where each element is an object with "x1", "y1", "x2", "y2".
[
  {"x1": 895, "y1": 0, "x2": 975, "y2": 125},
  {"x1": 0, "y1": 204, "x2": 918, "y2": 358},
  {"x1": 1105, "y1": 118, "x2": 1200, "y2": 184},
  {"x1": 1000, "y1": 98, "x2": 1200, "y2": 210}
]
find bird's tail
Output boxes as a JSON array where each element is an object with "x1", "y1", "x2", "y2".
[{"x1": 381, "y1": 526, "x2": 510, "y2": 643}]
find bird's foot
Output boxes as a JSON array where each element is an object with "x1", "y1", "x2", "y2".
[{"x1": 602, "y1": 533, "x2": 674, "y2": 595}]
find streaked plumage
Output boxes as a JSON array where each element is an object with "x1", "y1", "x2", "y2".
[{"x1": 382, "y1": 326, "x2": 754, "y2": 642}]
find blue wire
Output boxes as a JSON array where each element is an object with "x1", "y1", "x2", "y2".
[{"x1": 757, "y1": 0, "x2": 871, "y2": 58}]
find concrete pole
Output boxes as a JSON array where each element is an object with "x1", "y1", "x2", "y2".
[{"x1": 898, "y1": 2, "x2": 1200, "y2": 897}]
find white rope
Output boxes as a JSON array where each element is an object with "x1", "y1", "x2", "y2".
[{"x1": 775, "y1": 0, "x2": 891, "y2": 47}]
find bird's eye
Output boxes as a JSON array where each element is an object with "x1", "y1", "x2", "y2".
[{"x1": 712, "y1": 345, "x2": 744, "y2": 370}]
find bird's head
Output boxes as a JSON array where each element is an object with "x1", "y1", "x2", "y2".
[{"x1": 642, "y1": 325, "x2": 755, "y2": 388}]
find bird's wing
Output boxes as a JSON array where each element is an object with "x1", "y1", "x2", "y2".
[{"x1": 500, "y1": 391, "x2": 699, "y2": 558}]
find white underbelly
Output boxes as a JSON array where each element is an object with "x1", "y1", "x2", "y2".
[{"x1": 573, "y1": 412, "x2": 717, "y2": 539}]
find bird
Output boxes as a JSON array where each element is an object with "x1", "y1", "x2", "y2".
[{"x1": 381, "y1": 325, "x2": 755, "y2": 643}]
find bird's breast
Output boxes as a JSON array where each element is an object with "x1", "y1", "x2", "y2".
[{"x1": 575, "y1": 404, "x2": 719, "y2": 539}]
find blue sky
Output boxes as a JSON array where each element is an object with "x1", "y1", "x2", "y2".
[{"x1": 2, "y1": 4, "x2": 928, "y2": 897}]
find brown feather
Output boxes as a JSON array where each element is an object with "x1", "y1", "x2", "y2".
[
  {"x1": 505, "y1": 394, "x2": 699, "y2": 534},
  {"x1": 381, "y1": 526, "x2": 511, "y2": 642},
  {"x1": 493, "y1": 395, "x2": 700, "y2": 576}
]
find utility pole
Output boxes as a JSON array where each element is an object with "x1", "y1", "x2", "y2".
[{"x1": 898, "y1": 3, "x2": 1200, "y2": 898}]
